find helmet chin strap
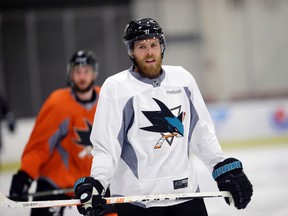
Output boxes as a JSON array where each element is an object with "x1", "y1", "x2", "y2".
[
  {"x1": 130, "y1": 57, "x2": 138, "y2": 69},
  {"x1": 128, "y1": 52, "x2": 139, "y2": 71}
]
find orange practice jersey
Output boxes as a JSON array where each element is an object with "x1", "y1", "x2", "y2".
[{"x1": 20, "y1": 86, "x2": 100, "y2": 192}]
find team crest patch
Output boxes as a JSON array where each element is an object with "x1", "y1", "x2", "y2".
[
  {"x1": 73, "y1": 119, "x2": 93, "y2": 158},
  {"x1": 140, "y1": 98, "x2": 185, "y2": 149}
]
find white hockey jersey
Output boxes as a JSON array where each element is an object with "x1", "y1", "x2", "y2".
[{"x1": 90, "y1": 65, "x2": 225, "y2": 207}]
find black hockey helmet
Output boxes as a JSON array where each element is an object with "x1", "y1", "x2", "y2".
[
  {"x1": 123, "y1": 18, "x2": 166, "y2": 58},
  {"x1": 67, "y1": 50, "x2": 99, "y2": 85}
]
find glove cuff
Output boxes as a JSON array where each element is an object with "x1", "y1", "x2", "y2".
[
  {"x1": 74, "y1": 177, "x2": 104, "y2": 196},
  {"x1": 212, "y1": 158, "x2": 242, "y2": 180}
]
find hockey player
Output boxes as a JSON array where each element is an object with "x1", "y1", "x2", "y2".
[
  {"x1": 74, "y1": 18, "x2": 253, "y2": 216},
  {"x1": 9, "y1": 50, "x2": 116, "y2": 216},
  {"x1": 0, "y1": 94, "x2": 16, "y2": 158}
]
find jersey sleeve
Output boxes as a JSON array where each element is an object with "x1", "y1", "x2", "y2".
[
  {"x1": 188, "y1": 74, "x2": 225, "y2": 171},
  {"x1": 90, "y1": 79, "x2": 125, "y2": 190},
  {"x1": 20, "y1": 92, "x2": 65, "y2": 179}
]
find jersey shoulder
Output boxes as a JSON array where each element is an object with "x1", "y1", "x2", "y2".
[
  {"x1": 100, "y1": 70, "x2": 132, "y2": 97},
  {"x1": 40, "y1": 88, "x2": 75, "y2": 113},
  {"x1": 162, "y1": 65, "x2": 193, "y2": 76},
  {"x1": 47, "y1": 88, "x2": 71, "y2": 103},
  {"x1": 162, "y1": 65, "x2": 196, "y2": 84}
]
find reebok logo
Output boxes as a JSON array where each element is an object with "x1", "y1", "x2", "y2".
[{"x1": 166, "y1": 89, "x2": 182, "y2": 94}]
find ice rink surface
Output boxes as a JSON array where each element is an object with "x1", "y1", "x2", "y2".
[{"x1": 1, "y1": 144, "x2": 288, "y2": 216}]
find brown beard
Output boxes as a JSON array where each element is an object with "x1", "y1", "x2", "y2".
[
  {"x1": 73, "y1": 80, "x2": 94, "y2": 93},
  {"x1": 135, "y1": 58, "x2": 162, "y2": 79}
]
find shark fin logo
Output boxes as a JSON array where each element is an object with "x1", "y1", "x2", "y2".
[
  {"x1": 140, "y1": 98, "x2": 185, "y2": 149},
  {"x1": 73, "y1": 119, "x2": 93, "y2": 158}
]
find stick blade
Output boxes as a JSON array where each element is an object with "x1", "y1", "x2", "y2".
[
  {"x1": 0, "y1": 192, "x2": 15, "y2": 208},
  {"x1": 0, "y1": 192, "x2": 81, "y2": 209}
]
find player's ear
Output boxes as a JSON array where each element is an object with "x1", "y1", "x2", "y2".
[{"x1": 128, "y1": 51, "x2": 134, "y2": 59}]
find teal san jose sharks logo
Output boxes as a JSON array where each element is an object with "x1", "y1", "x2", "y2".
[{"x1": 140, "y1": 98, "x2": 185, "y2": 149}]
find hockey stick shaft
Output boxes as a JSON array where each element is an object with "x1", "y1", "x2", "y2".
[
  {"x1": 0, "y1": 191, "x2": 232, "y2": 209},
  {"x1": 106, "y1": 191, "x2": 232, "y2": 204},
  {"x1": 28, "y1": 188, "x2": 74, "y2": 198}
]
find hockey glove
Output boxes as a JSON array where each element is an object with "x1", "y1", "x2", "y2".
[
  {"x1": 9, "y1": 170, "x2": 33, "y2": 201},
  {"x1": 212, "y1": 158, "x2": 253, "y2": 209},
  {"x1": 74, "y1": 177, "x2": 107, "y2": 216}
]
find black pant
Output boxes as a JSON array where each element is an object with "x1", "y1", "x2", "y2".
[
  {"x1": 115, "y1": 198, "x2": 208, "y2": 216},
  {"x1": 31, "y1": 179, "x2": 69, "y2": 216}
]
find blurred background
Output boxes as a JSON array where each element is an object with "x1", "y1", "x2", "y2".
[{"x1": 0, "y1": 0, "x2": 288, "y2": 215}]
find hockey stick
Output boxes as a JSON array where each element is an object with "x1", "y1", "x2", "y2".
[
  {"x1": 28, "y1": 188, "x2": 74, "y2": 198},
  {"x1": 0, "y1": 191, "x2": 232, "y2": 209},
  {"x1": 10, "y1": 188, "x2": 74, "y2": 200}
]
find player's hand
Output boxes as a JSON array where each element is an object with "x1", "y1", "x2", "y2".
[
  {"x1": 74, "y1": 177, "x2": 106, "y2": 216},
  {"x1": 9, "y1": 170, "x2": 33, "y2": 201},
  {"x1": 213, "y1": 158, "x2": 253, "y2": 209}
]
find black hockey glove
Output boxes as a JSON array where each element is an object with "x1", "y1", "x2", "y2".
[
  {"x1": 74, "y1": 177, "x2": 107, "y2": 216},
  {"x1": 9, "y1": 170, "x2": 33, "y2": 201},
  {"x1": 213, "y1": 158, "x2": 253, "y2": 209}
]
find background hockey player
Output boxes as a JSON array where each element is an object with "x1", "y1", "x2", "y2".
[
  {"x1": 0, "y1": 94, "x2": 16, "y2": 165},
  {"x1": 9, "y1": 50, "x2": 107, "y2": 216},
  {"x1": 74, "y1": 18, "x2": 253, "y2": 216}
]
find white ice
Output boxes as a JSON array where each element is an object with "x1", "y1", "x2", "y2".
[{"x1": 1, "y1": 144, "x2": 288, "y2": 216}]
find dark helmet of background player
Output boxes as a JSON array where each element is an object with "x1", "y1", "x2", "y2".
[
  {"x1": 123, "y1": 17, "x2": 166, "y2": 59},
  {"x1": 67, "y1": 50, "x2": 99, "y2": 87}
]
